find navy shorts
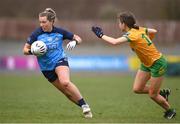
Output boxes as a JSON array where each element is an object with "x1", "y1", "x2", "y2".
[{"x1": 42, "y1": 58, "x2": 69, "y2": 82}]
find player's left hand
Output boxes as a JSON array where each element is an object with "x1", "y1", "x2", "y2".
[
  {"x1": 92, "y1": 26, "x2": 104, "y2": 38},
  {"x1": 66, "y1": 40, "x2": 77, "y2": 50}
]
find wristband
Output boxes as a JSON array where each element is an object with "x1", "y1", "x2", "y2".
[
  {"x1": 74, "y1": 40, "x2": 78, "y2": 45},
  {"x1": 99, "y1": 33, "x2": 104, "y2": 38},
  {"x1": 28, "y1": 50, "x2": 33, "y2": 55},
  {"x1": 71, "y1": 39, "x2": 78, "y2": 44}
]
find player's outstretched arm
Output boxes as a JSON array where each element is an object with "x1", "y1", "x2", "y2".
[
  {"x1": 102, "y1": 35, "x2": 127, "y2": 45},
  {"x1": 91, "y1": 26, "x2": 127, "y2": 45}
]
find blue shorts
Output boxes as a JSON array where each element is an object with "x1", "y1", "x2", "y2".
[{"x1": 42, "y1": 58, "x2": 69, "y2": 82}]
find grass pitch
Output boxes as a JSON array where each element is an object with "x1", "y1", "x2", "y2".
[{"x1": 0, "y1": 73, "x2": 179, "y2": 123}]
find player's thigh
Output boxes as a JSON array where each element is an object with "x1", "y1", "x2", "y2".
[
  {"x1": 149, "y1": 76, "x2": 164, "y2": 95},
  {"x1": 133, "y1": 69, "x2": 151, "y2": 90},
  {"x1": 55, "y1": 66, "x2": 70, "y2": 83}
]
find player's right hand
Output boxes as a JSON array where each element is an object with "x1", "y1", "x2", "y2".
[{"x1": 91, "y1": 26, "x2": 104, "y2": 38}]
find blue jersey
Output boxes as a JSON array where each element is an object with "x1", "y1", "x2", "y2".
[{"x1": 27, "y1": 26, "x2": 74, "y2": 71}]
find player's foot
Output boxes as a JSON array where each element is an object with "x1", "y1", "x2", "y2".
[
  {"x1": 164, "y1": 108, "x2": 176, "y2": 119},
  {"x1": 160, "y1": 89, "x2": 171, "y2": 101},
  {"x1": 82, "y1": 104, "x2": 93, "y2": 118}
]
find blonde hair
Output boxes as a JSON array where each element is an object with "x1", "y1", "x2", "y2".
[{"x1": 39, "y1": 8, "x2": 56, "y2": 22}]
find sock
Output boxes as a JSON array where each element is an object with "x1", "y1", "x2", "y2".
[{"x1": 78, "y1": 98, "x2": 86, "y2": 107}]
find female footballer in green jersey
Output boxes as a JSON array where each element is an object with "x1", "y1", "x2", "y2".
[{"x1": 92, "y1": 11, "x2": 176, "y2": 119}]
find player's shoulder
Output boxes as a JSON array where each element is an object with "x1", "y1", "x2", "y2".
[
  {"x1": 139, "y1": 26, "x2": 146, "y2": 30},
  {"x1": 126, "y1": 28, "x2": 137, "y2": 37},
  {"x1": 129, "y1": 27, "x2": 147, "y2": 36},
  {"x1": 124, "y1": 28, "x2": 141, "y2": 41},
  {"x1": 31, "y1": 27, "x2": 44, "y2": 36},
  {"x1": 52, "y1": 26, "x2": 67, "y2": 33},
  {"x1": 139, "y1": 27, "x2": 147, "y2": 34},
  {"x1": 52, "y1": 26, "x2": 73, "y2": 38}
]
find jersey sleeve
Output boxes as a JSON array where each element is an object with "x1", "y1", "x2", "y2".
[
  {"x1": 122, "y1": 32, "x2": 138, "y2": 42},
  {"x1": 27, "y1": 33, "x2": 37, "y2": 45},
  {"x1": 27, "y1": 28, "x2": 42, "y2": 45},
  {"x1": 63, "y1": 30, "x2": 74, "y2": 40},
  {"x1": 122, "y1": 33, "x2": 131, "y2": 42}
]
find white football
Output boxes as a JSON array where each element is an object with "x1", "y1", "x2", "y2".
[{"x1": 31, "y1": 41, "x2": 47, "y2": 56}]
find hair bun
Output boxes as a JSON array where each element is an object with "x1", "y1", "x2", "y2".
[
  {"x1": 44, "y1": 8, "x2": 56, "y2": 15},
  {"x1": 45, "y1": 8, "x2": 52, "y2": 12}
]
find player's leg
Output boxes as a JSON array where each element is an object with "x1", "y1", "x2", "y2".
[
  {"x1": 133, "y1": 69, "x2": 171, "y2": 99},
  {"x1": 54, "y1": 66, "x2": 92, "y2": 118},
  {"x1": 133, "y1": 69, "x2": 151, "y2": 94},
  {"x1": 149, "y1": 76, "x2": 170, "y2": 110},
  {"x1": 149, "y1": 76, "x2": 176, "y2": 119},
  {"x1": 53, "y1": 78, "x2": 93, "y2": 117},
  {"x1": 42, "y1": 69, "x2": 77, "y2": 104},
  {"x1": 54, "y1": 66, "x2": 82, "y2": 102},
  {"x1": 149, "y1": 56, "x2": 176, "y2": 119},
  {"x1": 52, "y1": 78, "x2": 77, "y2": 104}
]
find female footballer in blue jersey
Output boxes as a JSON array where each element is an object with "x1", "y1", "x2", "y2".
[{"x1": 23, "y1": 8, "x2": 92, "y2": 118}]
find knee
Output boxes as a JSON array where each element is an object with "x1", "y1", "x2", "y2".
[
  {"x1": 60, "y1": 80, "x2": 71, "y2": 88},
  {"x1": 133, "y1": 87, "x2": 142, "y2": 94}
]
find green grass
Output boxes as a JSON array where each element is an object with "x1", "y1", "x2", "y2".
[{"x1": 0, "y1": 73, "x2": 179, "y2": 123}]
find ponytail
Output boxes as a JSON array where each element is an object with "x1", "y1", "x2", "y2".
[{"x1": 132, "y1": 24, "x2": 139, "y2": 29}]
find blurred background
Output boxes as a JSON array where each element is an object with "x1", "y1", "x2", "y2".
[{"x1": 0, "y1": 0, "x2": 180, "y2": 75}]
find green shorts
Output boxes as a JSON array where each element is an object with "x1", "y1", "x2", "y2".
[{"x1": 140, "y1": 56, "x2": 168, "y2": 77}]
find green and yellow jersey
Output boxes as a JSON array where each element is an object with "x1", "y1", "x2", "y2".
[{"x1": 123, "y1": 27, "x2": 161, "y2": 67}]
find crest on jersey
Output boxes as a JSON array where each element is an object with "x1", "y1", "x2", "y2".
[{"x1": 47, "y1": 37, "x2": 53, "y2": 42}]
